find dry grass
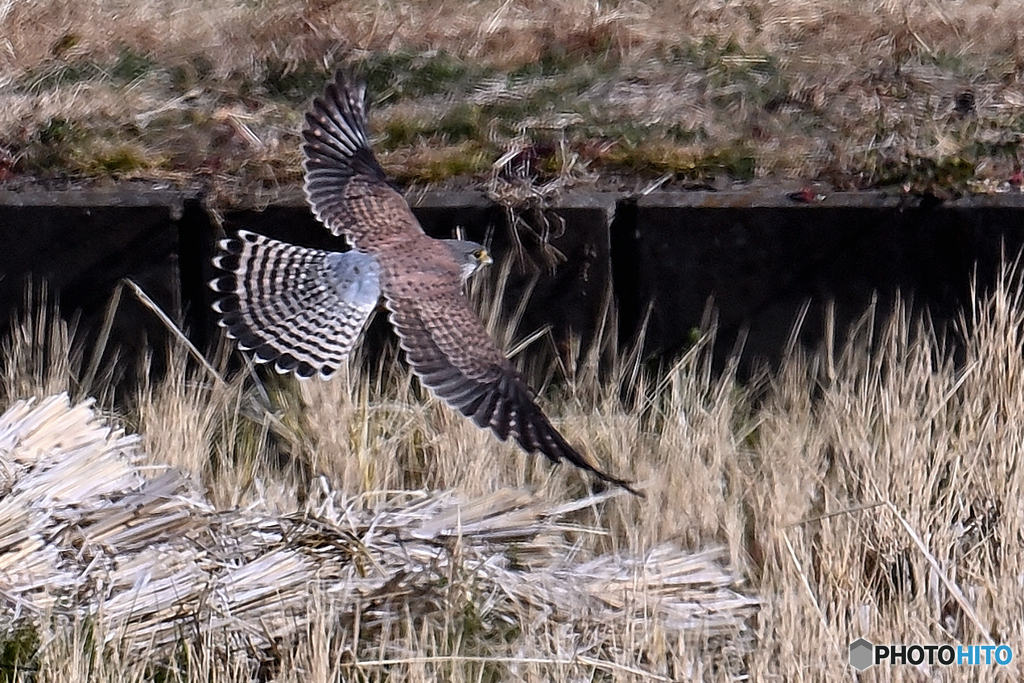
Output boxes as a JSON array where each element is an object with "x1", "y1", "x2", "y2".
[
  {"x1": 0, "y1": 394, "x2": 755, "y2": 682},
  {"x1": 1, "y1": 0, "x2": 1023, "y2": 192},
  {"x1": 2, "y1": 258, "x2": 1024, "y2": 680}
]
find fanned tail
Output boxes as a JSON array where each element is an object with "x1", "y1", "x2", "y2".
[{"x1": 209, "y1": 230, "x2": 381, "y2": 379}]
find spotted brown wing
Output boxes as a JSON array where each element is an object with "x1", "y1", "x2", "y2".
[
  {"x1": 302, "y1": 70, "x2": 421, "y2": 251},
  {"x1": 386, "y1": 288, "x2": 642, "y2": 496}
]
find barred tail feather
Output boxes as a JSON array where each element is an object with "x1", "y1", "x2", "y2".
[{"x1": 210, "y1": 230, "x2": 381, "y2": 379}]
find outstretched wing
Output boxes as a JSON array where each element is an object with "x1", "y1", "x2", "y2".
[
  {"x1": 387, "y1": 289, "x2": 642, "y2": 497},
  {"x1": 210, "y1": 230, "x2": 381, "y2": 379},
  {"x1": 302, "y1": 70, "x2": 421, "y2": 251}
]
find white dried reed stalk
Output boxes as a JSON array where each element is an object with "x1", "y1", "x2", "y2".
[{"x1": 0, "y1": 393, "x2": 757, "y2": 671}]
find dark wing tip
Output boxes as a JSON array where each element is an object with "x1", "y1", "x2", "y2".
[
  {"x1": 522, "y1": 403, "x2": 645, "y2": 498},
  {"x1": 301, "y1": 67, "x2": 395, "y2": 239},
  {"x1": 475, "y1": 372, "x2": 644, "y2": 498},
  {"x1": 301, "y1": 67, "x2": 387, "y2": 182}
]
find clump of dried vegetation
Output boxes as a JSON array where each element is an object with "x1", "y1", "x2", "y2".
[
  {"x1": 1, "y1": 0, "x2": 1023, "y2": 194},
  {"x1": 2, "y1": 257, "x2": 1024, "y2": 681}
]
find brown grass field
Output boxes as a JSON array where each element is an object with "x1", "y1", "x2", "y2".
[
  {"x1": 2, "y1": 262, "x2": 1024, "y2": 681},
  {"x1": 3, "y1": 1, "x2": 1024, "y2": 680},
  {"x1": 1, "y1": 0, "x2": 1023, "y2": 194}
]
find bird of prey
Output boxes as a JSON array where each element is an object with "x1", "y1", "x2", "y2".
[
  {"x1": 211, "y1": 68, "x2": 641, "y2": 497},
  {"x1": 211, "y1": 230, "x2": 490, "y2": 378}
]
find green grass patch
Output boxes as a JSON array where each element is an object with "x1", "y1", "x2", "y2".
[
  {"x1": 85, "y1": 144, "x2": 154, "y2": 175},
  {"x1": 4, "y1": 23, "x2": 1020, "y2": 189},
  {"x1": 15, "y1": 117, "x2": 85, "y2": 176},
  {"x1": 0, "y1": 628, "x2": 39, "y2": 682},
  {"x1": 863, "y1": 152, "x2": 977, "y2": 192},
  {"x1": 380, "y1": 104, "x2": 486, "y2": 149},
  {"x1": 110, "y1": 45, "x2": 155, "y2": 82},
  {"x1": 595, "y1": 139, "x2": 757, "y2": 181},
  {"x1": 262, "y1": 60, "x2": 333, "y2": 104},
  {"x1": 357, "y1": 50, "x2": 495, "y2": 105},
  {"x1": 15, "y1": 118, "x2": 159, "y2": 178},
  {"x1": 667, "y1": 37, "x2": 789, "y2": 109},
  {"x1": 19, "y1": 44, "x2": 156, "y2": 94},
  {"x1": 22, "y1": 61, "x2": 103, "y2": 94},
  {"x1": 388, "y1": 142, "x2": 492, "y2": 183}
]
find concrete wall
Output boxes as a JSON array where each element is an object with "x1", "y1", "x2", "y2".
[{"x1": 1, "y1": 186, "x2": 1022, "y2": 381}]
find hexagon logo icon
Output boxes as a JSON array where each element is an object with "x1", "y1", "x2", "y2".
[{"x1": 849, "y1": 638, "x2": 875, "y2": 671}]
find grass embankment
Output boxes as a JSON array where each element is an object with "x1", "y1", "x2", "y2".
[
  {"x1": 1, "y1": 0, "x2": 1023, "y2": 196},
  {"x1": 2, "y1": 264, "x2": 1024, "y2": 680}
]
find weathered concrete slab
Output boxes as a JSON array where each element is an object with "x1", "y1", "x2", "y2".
[
  {"x1": 2, "y1": 185, "x2": 1024, "y2": 386},
  {"x1": 634, "y1": 191, "x2": 1024, "y2": 371},
  {"x1": 0, "y1": 189, "x2": 192, "y2": 379},
  {"x1": 0, "y1": 187, "x2": 193, "y2": 210}
]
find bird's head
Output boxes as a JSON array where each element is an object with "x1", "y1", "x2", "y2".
[{"x1": 445, "y1": 239, "x2": 493, "y2": 281}]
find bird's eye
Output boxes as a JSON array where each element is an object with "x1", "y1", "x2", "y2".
[{"x1": 474, "y1": 249, "x2": 485, "y2": 259}]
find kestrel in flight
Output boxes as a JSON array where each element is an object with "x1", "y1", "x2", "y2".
[{"x1": 211, "y1": 69, "x2": 641, "y2": 497}]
